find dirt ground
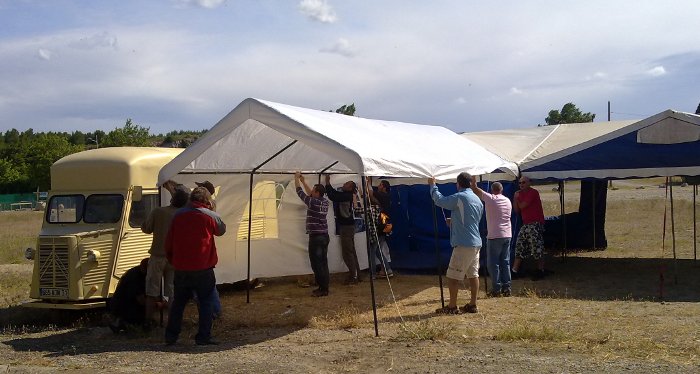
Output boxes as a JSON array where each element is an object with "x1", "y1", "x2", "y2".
[{"x1": 1, "y1": 181, "x2": 699, "y2": 373}]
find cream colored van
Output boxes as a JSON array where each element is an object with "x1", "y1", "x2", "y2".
[{"x1": 24, "y1": 147, "x2": 182, "y2": 309}]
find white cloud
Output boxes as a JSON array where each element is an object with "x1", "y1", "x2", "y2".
[
  {"x1": 175, "y1": 0, "x2": 226, "y2": 9},
  {"x1": 319, "y1": 38, "x2": 356, "y2": 58},
  {"x1": 37, "y1": 48, "x2": 52, "y2": 60},
  {"x1": 454, "y1": 97, "x2": 467, "y2": 105},
  {"x1": 68, "y1": 32, "x2": 118, "y2": 50},
  {"x1": 299, "y1": 0, "x2": 337, "y2": 23},
  {"x1": 509, "y1": 87, "x2": 524, "y2": 95},
  {"x1": 646, "y1": 65, "x2": 667, "y2": 77}
]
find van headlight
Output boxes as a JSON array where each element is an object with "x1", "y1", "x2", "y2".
[
  {"x1": 24, "y1": 247, "x2": 35, "y2": 260},
  {"x1": 87, "y1": 250, "x2": 101, "y2": 263}
]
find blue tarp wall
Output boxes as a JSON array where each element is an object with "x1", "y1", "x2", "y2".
[{"x1": 387, "y1": 181, "x2": 517, "y2": 271}]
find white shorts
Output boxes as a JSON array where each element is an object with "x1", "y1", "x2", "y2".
[{"x1": 446, "y1": 246, "x2": 480, "y2": 280}]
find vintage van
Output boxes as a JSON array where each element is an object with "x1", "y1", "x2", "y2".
[{"x1": 24, "y1": 147, "x2": 182, "y2": 309}]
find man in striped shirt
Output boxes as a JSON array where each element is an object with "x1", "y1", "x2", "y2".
[{"x1": 295, "y1": 172, "x2": 331, "y2": 297}]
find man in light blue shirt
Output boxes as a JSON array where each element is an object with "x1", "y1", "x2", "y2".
[{"x1": 429, "y1": 172, "x2": 483, "y2": 314}]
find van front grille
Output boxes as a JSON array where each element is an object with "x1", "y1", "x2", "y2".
[{"x1": 38, "y1": 240, "x2": 70, "y2": 289}]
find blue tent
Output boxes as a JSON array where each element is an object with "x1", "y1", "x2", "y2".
[{"x1": 386, "y1": 109, "x2": 700, "y2": 270}]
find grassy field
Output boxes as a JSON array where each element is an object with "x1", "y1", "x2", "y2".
[{"x1": 1, "y1": 180, "x2": 699, "y2": 369}]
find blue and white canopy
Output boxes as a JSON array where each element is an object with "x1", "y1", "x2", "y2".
[{"x1": 463, "y1": 110, "x2": 700, "y2": 180}]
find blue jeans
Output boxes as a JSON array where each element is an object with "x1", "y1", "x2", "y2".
[
  {"x1": 165, "y1": 268, "x2": 216, "y2": 344},
  {"x1": 487, "y1": 237, "x2": 512, "y2": 292}
]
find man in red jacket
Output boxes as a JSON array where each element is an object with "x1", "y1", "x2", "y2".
[{"x1": 164, "y1": 186, "x2": 226, "y2": 346}]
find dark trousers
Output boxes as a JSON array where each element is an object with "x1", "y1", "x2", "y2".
[
  {"x1": 165, "y1": 268, "x2": 216, "y2": 344},
  {"x1": 339, "y1": 225, "x2": 360, "y2": 278},
  {"x1": 308, "y1": 233, "x2": 330, "y2": 292}
]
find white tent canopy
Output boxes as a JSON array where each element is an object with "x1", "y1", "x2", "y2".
[
  {"x1": 160, "y1": 98, "x2": 516, "y2": 181},
  {"x1": 158, "y1": 98, "x2": 516, "y2": 284}
]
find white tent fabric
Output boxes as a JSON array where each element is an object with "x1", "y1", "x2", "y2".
[
  {"x1": 159, "y1": 98, "x2": 516, "y2": 283},
  {"x1": 160, "y1": 98, "x2": 516, "y2": 180},
  {"x1": 462, "y1": 110, "x2": 700, "y2": 180}
]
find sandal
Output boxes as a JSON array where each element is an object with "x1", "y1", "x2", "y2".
[
  {"x1": 435, "y1": 305, "x2": 461, "y2": 315},
  {"x1": 460, "y1": 304, "x2": 478, "y2": 314}
]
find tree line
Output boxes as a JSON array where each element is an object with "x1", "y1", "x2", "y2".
[
  {"x1": 0, "y1": 119, "x2": 206, "y2": 193},
  {"x1": 3, "y1": 101, "x2": 656, "y2": 194}
]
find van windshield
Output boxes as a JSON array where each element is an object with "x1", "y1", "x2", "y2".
[
  {"x1": 47, "y1": 195, "x2": 85, "y2": 223},
  {"x1": 84, "y1": 194, "x2": 124, "y2": 224}
]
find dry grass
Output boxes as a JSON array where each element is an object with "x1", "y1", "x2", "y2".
[
  {"x1": 395, "y1": 319, "x2": 455, "y2": 341},
  {"x1": 0, "y1": 211, "x2": 43, "y2": 265},
  {"x1": 2, "y1": 180, "x2": 700, "y2": 367}
]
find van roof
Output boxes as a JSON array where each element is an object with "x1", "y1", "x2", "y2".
[{"x1": 51, "y1": 147, "x2": 183, "y2": 191}]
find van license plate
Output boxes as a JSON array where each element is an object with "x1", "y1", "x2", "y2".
[{"x1": 40, "y1": 288, "x2": 68, "y2": 297}]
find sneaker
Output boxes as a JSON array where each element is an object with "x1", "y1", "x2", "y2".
[
  {"x1": 344, "y1": 277, "x2": 359, "y2": 285},
  {"x1": 460, "y1": 304, "x2": 478, "y2": 314},
  {"x1": 311, "y1": 289, "x2": 329, "y2": 297},
  {"x1": 501, "y1": 289, "x2": 512, "y2": 297},
  {"x1": 435, "y1": 305, "x2": 461, "y2": 315},
  {"x1": 486, "y1": 291, "x2": 501, "y2": 298},
  {"x1": 376, "y1": 270, "x2": 395, "y2": 279}
]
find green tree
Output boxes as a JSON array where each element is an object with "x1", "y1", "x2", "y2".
[
  {"x1": 24, "y1": 134, "x2": 83, "y2": 190},
  {"x1": 102, "y1": 119, "x2": 151, "y2": 147},
  {"x1": 544, "y1": 103, "x2": 595, "y2": 126},
  {"x1": 4, "y1": 129, "x2": 20, "y2": 145},
  {"x1": 333, "y1": 104, "x2": 356, "y2": 116},
  {"x1": 0, "y1": 158, "x2": 25, "y2": 187},
  {"x1": 69, "y1": 131, "x2": 86, "y2": 146}
]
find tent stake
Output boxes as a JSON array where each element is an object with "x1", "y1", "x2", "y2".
[
  {"x1": 431, "y1": 200, "x2": 445, "y2": 308},
  {"x1": 361, "y1": 176, "x2": 380, "y2": 337}
]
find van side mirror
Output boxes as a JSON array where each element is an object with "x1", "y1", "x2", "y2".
[{"x1": 132, "y1": 186, "x2": 143, "y2": 201}]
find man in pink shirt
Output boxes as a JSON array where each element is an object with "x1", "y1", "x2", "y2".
[
  {"x1": 470, "y1": 177, "x2": 513, "y2": 296},
  {"x1": 512, "y1": 176, "x2": 546, "y2": 281}
]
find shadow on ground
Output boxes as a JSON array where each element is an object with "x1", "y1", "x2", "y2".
[{"x1": 504, "y1": 256, "x2": 700, "y2": 302}]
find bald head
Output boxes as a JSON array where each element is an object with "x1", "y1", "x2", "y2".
[{"x1": 491, "y1": 182, "x2": 504, "y2": 194}]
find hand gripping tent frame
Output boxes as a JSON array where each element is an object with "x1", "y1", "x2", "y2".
[{"x1": 159, "y1": 98, "x2": 517, "y2": 336}]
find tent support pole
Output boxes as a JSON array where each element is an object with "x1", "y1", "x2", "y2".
[
  {"x1": 560, "y1": 181, "x2": 567, "y2": 262},
  {"x1": 246, "y1": 139, "x2": 299, "y2": 303},
  {"x1": 432, "y1": 199, "x2": 445, "y2": 308},
  {"x1": 480, "y1": 176, "x2": 488, "y2": 295},
  {"x1": 318, "y1": 161, "x2": 339, "y2": 184},
  {"x1": 361, "y1": 177, "x2": 380, "y2": 337},
  {"x1": 592, "y1": 181, "x2": 596, "y2": 250},
  {"x1": 246, "y1": 173, "x2": 253, "y2": 303},
  {"x1": 670, "y1": 180, "x2": 678, "y2": 285},
  {"x1": 694, "y1": 184, "x2": 697, "y2": 263}
]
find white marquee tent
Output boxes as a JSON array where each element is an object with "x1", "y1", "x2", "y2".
[{"x1": 159, "y1": 98, "x2": 517, "y2": 284}]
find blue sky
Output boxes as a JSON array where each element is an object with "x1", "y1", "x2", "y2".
[{"x1": 1, "y1": 0, "x2": 699, "y2": 135}]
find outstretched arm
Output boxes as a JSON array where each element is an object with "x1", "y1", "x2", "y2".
[
  {"x1": 366, "y1": 177, "x2": 380, "y2": 205},
  {"x1": 470, "y1": 176, "x2": 486, "y2": 200},
  {"x1": 299, "y1": 173, "x2": 312, "y2": 195}
]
